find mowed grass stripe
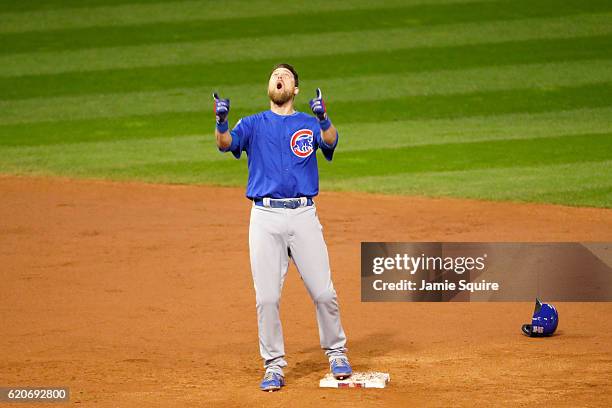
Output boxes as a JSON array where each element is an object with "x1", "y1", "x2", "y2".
[
  {"x1": 0, "y1": 0, "x2": 490, "y2": 32},
  {"x1": 23, "y1": 134, "x2": 604, "y2": 194},
  {"x1": 0, "y1": 135, "x2": 223, "y2": 178},
  {"x1": 3, "y1": 60, "x2": 611, "y2": 124},
  {"x1": 340, "y1": 107, "x2": 612, "y2": 151},
  {"x1": 325, "y1": 83, "x2": 612, "y2": 125},
  {"x1": 1, "y1": 14, "x2": 610, "y2": 77},
  {"x1": 323, "y1": 161, "x2": 612, "y2": 208},
  {"x1": 3, "y1": 35, "x2": 611, "y2": 100},
  {"x1": 320, "y1": 133, "x2": 611, "y2": 178},
  {"x1": 2, "y1": 134, "x2": 606, "y2": 195},
  {"x1": 1, "y1": 108, "x2": 609, "y2": 174},
  {"x1": 1, "y1": 83, "x2": 610, "y2": 146},
  {"x1": 0, "y1": 0, "x2": 187, "y2": 14},
  {"x1": 4, "y1": 0, "x2": 610, "y2": 54}
]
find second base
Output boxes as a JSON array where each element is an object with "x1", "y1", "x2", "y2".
[{"x1": 319, "y1": 372, "x2": 390, "y2": 389}]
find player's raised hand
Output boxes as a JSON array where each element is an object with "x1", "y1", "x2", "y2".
[
  {"x1": 213, "y1": 92, "x2": 230, "y2": 129},
  {"x1": 309, "y1": 88, "x2": 328, "y2": 121}
]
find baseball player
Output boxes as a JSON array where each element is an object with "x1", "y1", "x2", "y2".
[{"x1": 214, "y1": 63, "x2": 351, "y2": 391}]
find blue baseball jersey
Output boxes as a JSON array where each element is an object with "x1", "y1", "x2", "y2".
[{"x1": 219, "y1": 110, "x2": 338, "y2": 200}]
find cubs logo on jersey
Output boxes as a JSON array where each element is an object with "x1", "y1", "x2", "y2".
[{"x1": 290, "y1": 129, "x2": 314, "y2": 158}]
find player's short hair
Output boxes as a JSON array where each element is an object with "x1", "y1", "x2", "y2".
[{"x1": 270, "y1": 63, "x2": 299, "y2": 87}]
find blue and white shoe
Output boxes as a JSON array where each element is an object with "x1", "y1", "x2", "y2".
[
  {"x1": 329, "y1": 356, "x2": 352, "y2": 380},
  {"x1": 260, "y1": 371, "x2": 285, "y2": 392}
]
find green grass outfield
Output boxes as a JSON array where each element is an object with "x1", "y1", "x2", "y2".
[{"x1": 1, "y1": 0, "x2": 611, "y2": 208}]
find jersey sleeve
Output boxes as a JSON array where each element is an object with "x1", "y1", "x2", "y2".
[
  {"x1": 315, "y1": 127, "x2": 339, "y2": 162},
  {"x1": 219, "y1": 116, "x2": 252, "y2": 159}
]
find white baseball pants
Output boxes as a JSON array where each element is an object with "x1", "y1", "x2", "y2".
[{"x1": 248, "y1": 203, "x2": 347, "y2": 375}]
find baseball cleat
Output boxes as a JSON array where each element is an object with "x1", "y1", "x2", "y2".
[
  {"x1": 260, "y1": 371, "x2": 285, "y2": 392},
  {"x1": 329, "y1": 356, "x2": 352, "y2": 380}
]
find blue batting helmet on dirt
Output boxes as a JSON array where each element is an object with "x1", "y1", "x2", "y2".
[{"x1": 522, "y1": 298, "x2": 558, "y2": 337}]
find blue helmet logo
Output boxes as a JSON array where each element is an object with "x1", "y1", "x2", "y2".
[{"x1": 522, "y1": 298, "x2": 558, "y2": 337}]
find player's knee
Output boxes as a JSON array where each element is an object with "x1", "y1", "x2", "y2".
[
  {"x1": 256, "y1": 294, "x2": 281, "y2": 308},
  {"x1": 313, "y1": 287, "x2": 337, "y2": 305}
]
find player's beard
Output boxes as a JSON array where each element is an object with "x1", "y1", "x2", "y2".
[{"x1": 268, "y1": 85, "x2": 294, "y2": 106}]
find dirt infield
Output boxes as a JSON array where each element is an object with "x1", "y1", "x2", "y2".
[{"x1": 1, "y1": 175, "x2": 611, "y2": 407}]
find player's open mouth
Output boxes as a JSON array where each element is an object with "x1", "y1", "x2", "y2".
[{"x1": 276, "y1": 82, "x2": 283, "y2": 90}]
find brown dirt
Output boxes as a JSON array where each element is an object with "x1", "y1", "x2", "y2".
[{"x1": 1, "y1": 175, "x2": 611, "y2": 407}]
